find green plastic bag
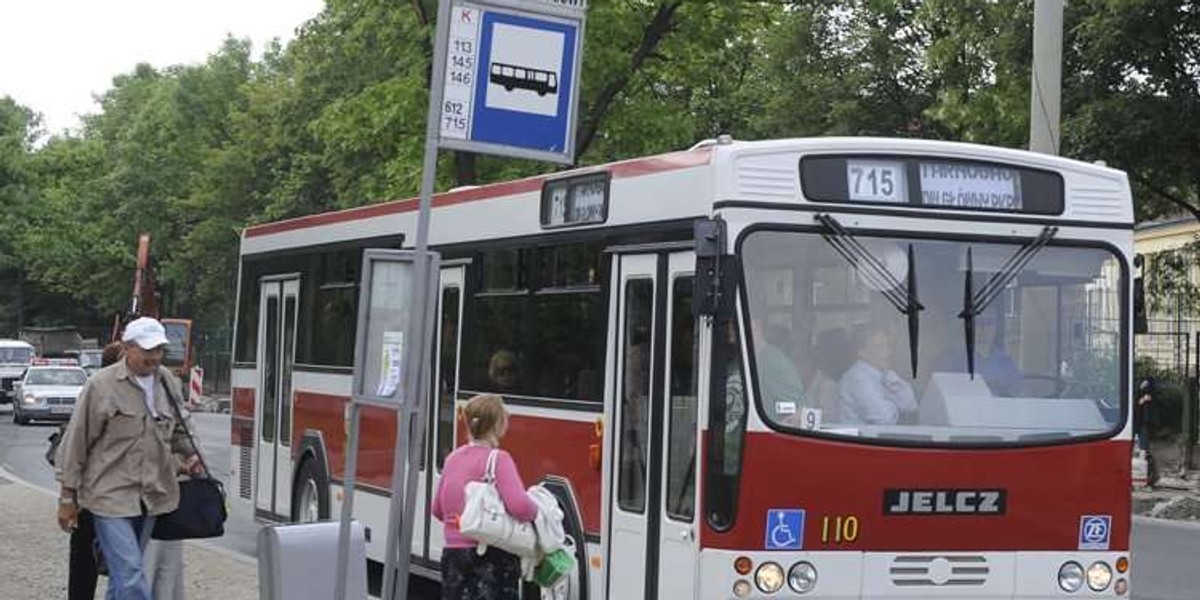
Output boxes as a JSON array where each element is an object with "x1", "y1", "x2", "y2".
[{"x1": 533, "y1": 547, "x2": 576, "y2": 589}]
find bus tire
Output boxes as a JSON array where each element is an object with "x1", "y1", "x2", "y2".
[{"x1": 292, "y1": 457, "x2": 330, "y2": 523}]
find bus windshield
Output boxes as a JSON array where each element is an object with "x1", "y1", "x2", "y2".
[
  {"x1": 740, "y1": 229, "x2": 1123, "y2": 445},
  {"x1": 0, "y1": 347, "x2": 33, "y2": 365}
]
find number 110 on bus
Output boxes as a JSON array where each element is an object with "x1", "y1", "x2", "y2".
[{"x1": 821, "y1": 515, "x2": 860, "y2": 544}]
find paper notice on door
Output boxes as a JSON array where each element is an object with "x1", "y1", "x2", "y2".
[{"x1": 377, "y1": 331, "x2": 404, "y2": 397}]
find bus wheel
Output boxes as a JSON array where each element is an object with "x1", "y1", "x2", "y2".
[{"x1": 293, "y1": 458, "x2": 330, "y2": 523}]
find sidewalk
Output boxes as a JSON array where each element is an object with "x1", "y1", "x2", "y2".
[{"x1": 0, "y1": 468, "x2": 257, "y2": 600}]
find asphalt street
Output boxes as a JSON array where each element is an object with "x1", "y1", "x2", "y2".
[
  {"x1": 0, "y1": 405, "x2": 259, "y2": 557},
  {"x1": 0, "y1": 405, "x2": 1197, "y2": 599}
]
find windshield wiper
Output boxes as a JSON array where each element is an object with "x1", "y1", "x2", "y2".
[
  {"x1": 816, "y1": 214, "x2": 924, "y2": 377},
  {"x1": 958, "y1": 226, "x2": 1058, "y2": 377}
]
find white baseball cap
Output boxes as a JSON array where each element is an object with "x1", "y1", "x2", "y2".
[{"x1": 122, "y1": 317, "x2": 170, "y2": 350}]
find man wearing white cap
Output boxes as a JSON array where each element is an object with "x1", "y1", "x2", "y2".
[{"x1": 56, "y1": 317, "x2": 200, "y2": 600}]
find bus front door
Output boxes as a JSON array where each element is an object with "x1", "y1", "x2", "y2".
[
  {"x1": 254, "y1": 276, "x2": 299, "y2": 520},
  {"x1": 606, "y1": 251, "x2": 699, "y2": 599}
]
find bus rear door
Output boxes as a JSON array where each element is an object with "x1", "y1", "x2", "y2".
[{"x1": 254, "y1": 276, "x2": 299, "y2": 520}]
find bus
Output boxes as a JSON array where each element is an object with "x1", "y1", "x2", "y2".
[{"x1": 229, "y1": 137, "x2": 1134, "y2": 599}]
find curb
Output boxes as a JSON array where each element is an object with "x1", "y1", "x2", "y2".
[
  {"x1": 1132, "y1": 514, "x2": 1200, "y2": 531},
  {"x1": 0, "y1": 464, "x2": 257, "y2": 567}
]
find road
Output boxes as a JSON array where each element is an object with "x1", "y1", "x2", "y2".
[{"x1": 0, "y1": 406, "x2": 1197, "y2": 599}]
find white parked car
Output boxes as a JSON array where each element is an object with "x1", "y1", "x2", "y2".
[{"x1": 13, "y1": 363, "x2": 87, "y2": 425}]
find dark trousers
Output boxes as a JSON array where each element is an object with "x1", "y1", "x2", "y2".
[
  {"x1": 441, "y1": 546, "x2": 522, "y2": 600},
  {"x1": 68, "y1": 509, "x2": 99, "y2": 600}
]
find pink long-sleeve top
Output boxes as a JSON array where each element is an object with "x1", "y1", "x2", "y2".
[{"x1": 431, "y1": 443, "x2": 539, "y2": 549}]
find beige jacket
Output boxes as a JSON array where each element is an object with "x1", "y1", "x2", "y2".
[{"x1": 58, "y1": 361, "x2": 195, "y2": 518}]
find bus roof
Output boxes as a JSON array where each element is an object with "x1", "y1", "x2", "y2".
[
  {"x1": 240, "y1": 137, "x2": 1132, "y2": 257},
  {"x1": 0, "y1": 339, "x2": 34, "y2": 349}
]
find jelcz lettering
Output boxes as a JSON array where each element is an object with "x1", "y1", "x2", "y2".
[{"x1": 884, "y1": 489, "x2": 1007, "y2": 515}]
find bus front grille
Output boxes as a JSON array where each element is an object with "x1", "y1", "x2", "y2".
[{"x1": 890, "y1": 555, "x2": 988, "y2": 587}]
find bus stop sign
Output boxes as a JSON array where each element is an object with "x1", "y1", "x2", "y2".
[{"x1": 437, "y1": 0, "x2": 586, "y2": 164}]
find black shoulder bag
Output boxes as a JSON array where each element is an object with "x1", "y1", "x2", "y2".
[{"x1": 151, "y1": 381, "x2": 228, "y2": 540}]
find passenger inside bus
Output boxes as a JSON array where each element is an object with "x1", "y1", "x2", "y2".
[
  {"x1": 487, "y1": 349, "x2": 519, "y2": 392},
  {"x1": 931, "y1": 311, "x2": 1024, "y2": 397},
  {"x1": 838, "y1": 325, "x2": 918, "y2": 425},
  {"x1": 748, "y1": 314, "x2": 806, "y2": 425},
  {"x1": 808, "y1": 328, "x2": 854, "y2": 423}
]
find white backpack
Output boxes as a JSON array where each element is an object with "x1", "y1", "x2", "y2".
[{"x1": 458, "y1": 449, "x2": 538, "y2": 557}]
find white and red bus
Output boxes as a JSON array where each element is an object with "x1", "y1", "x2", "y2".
[{"x1": 230, "y1": 137, "x2": 1134, "y2": 598}]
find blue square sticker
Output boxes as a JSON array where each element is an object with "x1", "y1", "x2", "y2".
[
  {"x1": 764, "y1": 509, "x2": 805, "y2": 550},
  {"x1": 1079, "y1": 515, "x2": 1112, "y2": 550}
]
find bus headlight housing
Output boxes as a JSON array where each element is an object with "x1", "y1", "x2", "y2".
[
  {"x1": 1087, "y1": 561, "x2": 1113, "y2": 591},
  {"x1": 755, "y1": 562, "x2": 785, "y2": 594},
  {"x1": 787, "y1": 561, "x2": 818, "y2": 593},
  {"x1": 1058, "y1": 561, "x2": 1084, "y2": 592}
]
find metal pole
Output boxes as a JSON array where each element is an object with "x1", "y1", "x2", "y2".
[
  {"x1": 334, "y1": 402, "x2": 365, "y2": 600},
  {"x1": 381, "y1": 2, "x2": 453, "y2": 599},
  {"x1": 1029, "y1": 0, "x2": 1064, "y2": 155}
]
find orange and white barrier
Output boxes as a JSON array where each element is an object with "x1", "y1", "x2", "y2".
[{"x1": 189, "y1": 366, "x2": 204, "y2": 408}]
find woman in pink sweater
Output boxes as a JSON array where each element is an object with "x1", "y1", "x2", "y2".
[{"x1": 432, "y1": 394, "x2": 538, "y2": 600}]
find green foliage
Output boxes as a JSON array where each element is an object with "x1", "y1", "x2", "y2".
[{"x1": 3, "y1": 0, "x2": 1198, "y2": 337}]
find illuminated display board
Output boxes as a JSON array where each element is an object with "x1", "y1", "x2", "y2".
[{"x1": 800, "y1": 155, "x2": 1064, "y2": 215}]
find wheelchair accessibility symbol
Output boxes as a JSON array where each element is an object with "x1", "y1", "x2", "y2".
[
  {"x1": 1078, "y1": 515, "x2": 1112, "y2": 550},
  {"x1": 764, "y1": 509, "x2": 805, "y2": 550}
]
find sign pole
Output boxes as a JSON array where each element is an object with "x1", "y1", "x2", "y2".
[{"x1": 380, "y1": 1, "x2": 453, "y2": 599}]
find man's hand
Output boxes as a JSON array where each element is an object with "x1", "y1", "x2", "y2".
[
  {"x1": 57, "y1": 501, "x2": 78, "y2": 533},
  {"x1": 180, "y1": 454, "x2": 204, "y2": 476}
]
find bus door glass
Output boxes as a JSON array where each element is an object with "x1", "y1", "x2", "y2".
[
  {"x1": 657, "y1": 251, "x2": 700, "y2": 598},
  {"x1": 255, "y1": 276, "x2": 299, "y2": 518},
  {"x1": 608, "y1": 251, "x2": 694, "y2": 600},
  {"x1": 423, "y1": 265, "x2": 465, "y2": 561}
]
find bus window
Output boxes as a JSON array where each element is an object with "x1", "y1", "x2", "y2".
[
  {"x1": 706, "y1": 313, "x2": 747, "y2": 530},
  {"x1": 666, "y1": 276, "x2": 698, "y2": 522},
  {"x1": 618, "y1": 278, "x2": 654, "y2": 513}
]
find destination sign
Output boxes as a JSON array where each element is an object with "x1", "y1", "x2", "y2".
[
  {"x1": 541, "y1": 172, "x2": 609, "y2": 228},
  {"x1": 800, "y1": 155, "x2": 1063, "y2": 215},
  {"x1": 919, "y1": 162, "x2": 1022, "y2": 210}
]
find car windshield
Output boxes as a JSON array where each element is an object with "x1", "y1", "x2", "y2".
[
  {"x1": 26, "y1": 368, "x2": 87, "y2": 386},
  {"x1": 0, "y1": 348, "x2": 33, "y2": 364},
  {"x1": 77, "y1": 352, "x2": 103, "y2": 368},
  {"x1": 740, "y1": 229, "x2": 1123, "y2": 445}
]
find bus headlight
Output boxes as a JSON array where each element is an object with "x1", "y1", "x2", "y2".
[
  {"x1": 755, "y1": 562, "x2": 785, "y2": 594},
  {"x1": 787, "y1": 561, "x2": 818, "y2": 593},
  {"x1": 1058, "y1": 561, "x2": 1084, "y2": 592},
  {"x1": 1087, "y1": 561, "x2": 1113, "y2": 591}
]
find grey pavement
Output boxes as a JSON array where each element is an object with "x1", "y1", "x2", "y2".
[{"x1": 0, "y1": 465, "x2": 257, "y2": 600}]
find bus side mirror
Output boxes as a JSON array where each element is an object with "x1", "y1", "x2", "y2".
[
  {"x1": 694, "y1": 218, "x2": 737, "y2": 318},
  {"x1": 1133, "y1": 254, "x2": 1148, "y2": 334},
  {"x1": 1133, "y1": 276, "x2": 1148, "y2": 334}
]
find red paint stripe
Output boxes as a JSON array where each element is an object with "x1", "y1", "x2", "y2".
[
  {"x1": 232, "y1": 387, "x2": 254, "y2": 418},
  {"x1": 244, "y1": 148, "x2": 713, "y2": 238},
  {"x1": 702, "y1": 432, "x2": 1131, "y2": 552},
  {"x1": 283, "y1": 391, "x2": 604, "y2": 535}
]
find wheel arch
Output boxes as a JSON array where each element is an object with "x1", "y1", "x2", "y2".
[
  {"x1": 292, "y1": 429, "x2": 332, "y2": 521},
  {"x1": 537, "y1": 475, "x2": 590, "y2": 600}
]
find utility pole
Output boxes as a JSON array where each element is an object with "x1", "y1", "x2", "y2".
[{"x1": 1029, "y1": 0, "x2": 1064, "y2": 155}]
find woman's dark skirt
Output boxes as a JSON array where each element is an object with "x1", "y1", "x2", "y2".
[{"x1": 441, "y1": 545, "x2": 522, "y2": 600}]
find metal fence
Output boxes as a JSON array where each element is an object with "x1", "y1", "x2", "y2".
[
  {"x1": 1135, "y1": 319, "x2": 1200, "y2": 469},
  {"x1": 193, "y1": 326, "x2": 232, "y2": 396}
]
